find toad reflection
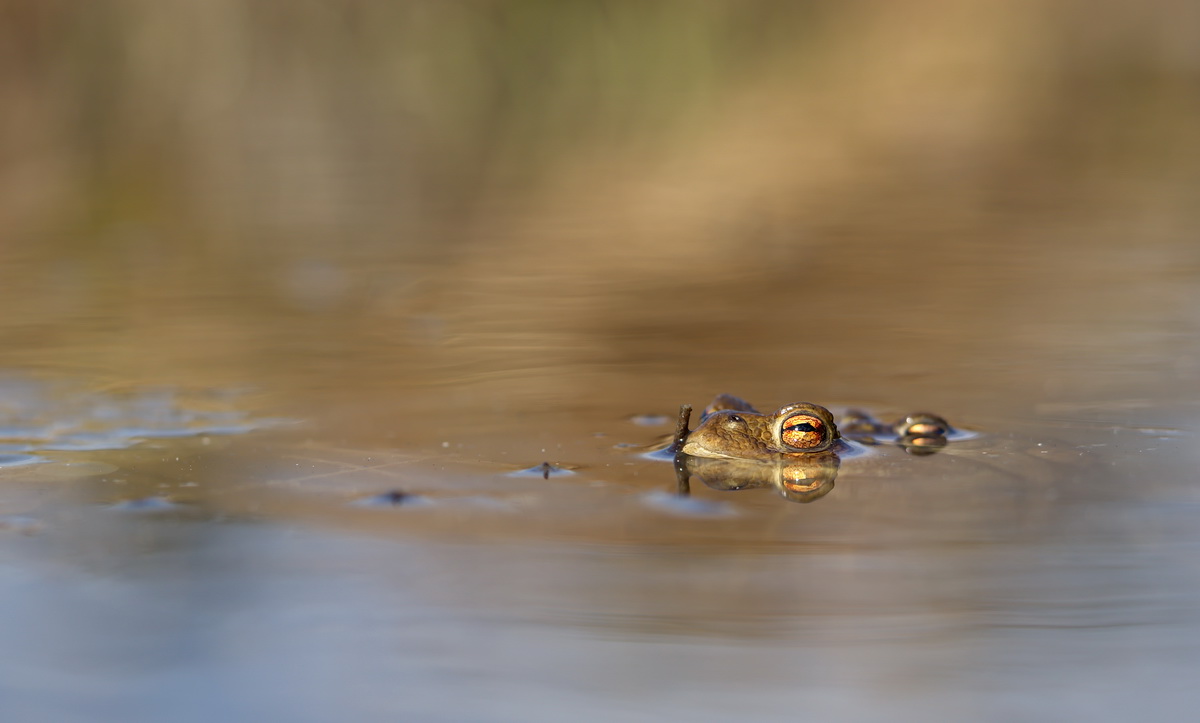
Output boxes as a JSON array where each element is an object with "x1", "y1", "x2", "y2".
[{"x1": 674, "y1": 451, "x2": 840, "y2": 504}]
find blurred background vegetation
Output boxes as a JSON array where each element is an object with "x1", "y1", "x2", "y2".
[{"x1": 1, "y1": 1, "x2": 1198, "y2": 425}]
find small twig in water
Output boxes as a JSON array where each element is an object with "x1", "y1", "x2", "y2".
[{"x1": 669, "y1": 404, "x2": 692, "y2": 453}]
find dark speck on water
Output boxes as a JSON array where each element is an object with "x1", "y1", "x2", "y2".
[
  {"x1": 508, "y1": 462, "x2": 576, "y2": 479},
  {"x1": 352, "y1": 489, "x2": 425, "y2": 507},
  {"x1": 379, "y1": 489, "x2": 411, "y2": 505}
]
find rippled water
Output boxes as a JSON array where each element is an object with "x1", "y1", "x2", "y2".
[
  {"x1": 4, "y1": 3, "x2": 1200, "y2": 721},
  {"x1": 3, "y1": 360, "x2": 1199, "y2": 722}
]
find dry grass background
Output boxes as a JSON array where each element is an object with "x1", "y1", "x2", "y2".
[{"x1": 1, "y1": 1, "x2": 1198, "y2": 425}]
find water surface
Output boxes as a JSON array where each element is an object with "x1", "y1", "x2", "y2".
[{"x1": 3, "y1": 3, "x2": 1200, "y2": 721}]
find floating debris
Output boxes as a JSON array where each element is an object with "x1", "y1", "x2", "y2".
[
  {"x1": 507, "y1": 462, "x2": 577, "y2": 479},
  {"x1": 351, "y1": 489, "x2": 431, "y2": 508}
]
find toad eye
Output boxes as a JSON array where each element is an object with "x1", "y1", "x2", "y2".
[
  {"x1": 895, "y1": 413, "x2": 951, "y2": 438},
  {"x1": 780, "y1": 414, "x2": 826, "y2": 450},
  {"x1": 727, "y1": 414, "x2": 744, "y2": 424}
]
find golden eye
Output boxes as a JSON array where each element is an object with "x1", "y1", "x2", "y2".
[
  {"x1": 772, "y1": 402, "x2": 838, "y2": 453},
  {"x1": 895, "y1": 413, "x2": 951, "y2": 438},
  {"x1": 780, "y1": 414, "x2": 825, "y2": 449}
]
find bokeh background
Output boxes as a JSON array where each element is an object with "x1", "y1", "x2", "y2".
[{"x1": 4, "y1": 0, "x2": 1199, "y2": 439}]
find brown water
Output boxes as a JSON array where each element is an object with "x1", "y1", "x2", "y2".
[{"x1": 3, "y1": 3, "x2": 1200, "y2": 721}]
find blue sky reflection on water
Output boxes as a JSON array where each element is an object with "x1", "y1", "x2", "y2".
[{"x1": 3, "y1": 500, "x2": 1200, "y2": 723}]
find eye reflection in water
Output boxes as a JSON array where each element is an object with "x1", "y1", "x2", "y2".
[{"x1": 674, "y1": 451, "x2": 841, "y2": 504}]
